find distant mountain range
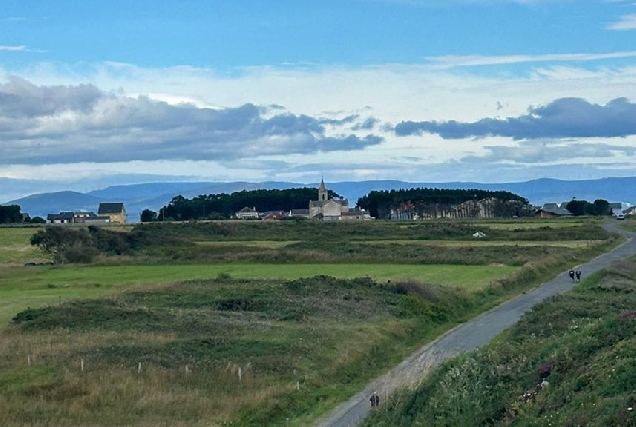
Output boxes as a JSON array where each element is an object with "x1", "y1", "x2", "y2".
[{"x1": 5, "y1": 177, "x2": 636, "y2": 222}]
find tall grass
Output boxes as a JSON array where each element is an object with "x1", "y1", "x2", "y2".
[
  {"x1": 363, "y1": 258, "x2": 636, "y2": 426},
  {"x1": 0, "y1": 276, "x2": 479, "y2": 426}
]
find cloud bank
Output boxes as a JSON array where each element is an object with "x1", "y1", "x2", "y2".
[
  {"x1": 0, "y1": 76, "x2": 383, "y2": 166},
  {"x1": 394, "y1": 97, "x2": 636, "y2": 140}
]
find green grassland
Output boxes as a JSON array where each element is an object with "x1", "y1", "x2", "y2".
[
  {"x1": 0, "y1": 219, "x2": 625, "y2": 426},
  {"x1": 0, "y1": 226, "x2": 49, "y2": 265},
  {"x1": 363, "y1": 258, "x2": 636, "y2": 427},
  {"x1": 0, "y1": 263, "x2": 517, "y2": 328}
]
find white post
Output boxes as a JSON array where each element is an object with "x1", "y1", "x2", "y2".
[
  {"x1": 27, "y1": 355, "x2": 31, "y2": 367},
  {"x1": 238, "y1": 366, "x2": 242, "y2": 382},
  {"x1": 138, "y1": 362, "x2": 142, "y2": 374},
  {"x1": 81, "y1": 358, "x2": 84, "y2": 372},
  {"x1": 296, "y1": 381, "x2": 300, "y2": 390}
]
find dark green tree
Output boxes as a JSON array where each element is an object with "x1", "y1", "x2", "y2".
[
  {"x1": 591, "y1": 199, "x2": 611, "y2": 216},
  {"x1": 565, "y1": 200, "x2": 587, "y2": 216},
  {"x1": 140, "y1": 209, "x2": 158, "y2": 222},
  {"x1": 0, "y1": 205, "x2": 23, "y2": 223}
]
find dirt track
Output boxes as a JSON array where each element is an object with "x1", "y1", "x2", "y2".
[{"x1": 313, "y1": 222, "x2": 636, "y2": 427}]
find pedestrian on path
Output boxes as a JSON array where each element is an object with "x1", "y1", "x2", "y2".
[
  {"x1": 370, "y1": 391, "x2": 380, "y2": 408},
  {"x1": 568, "y1": 269, "x2": 575, "y2": 281},
  {"x1": 575, "y1": 270, "x2": 582, "y2": 282}
]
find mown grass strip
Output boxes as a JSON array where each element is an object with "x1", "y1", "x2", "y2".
[{"x1": 354, "y1": 239, "x2": 605, "y2": 248}]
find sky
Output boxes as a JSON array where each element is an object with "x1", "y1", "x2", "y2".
[{"x1": 1, "y1": 0, "x2": 636, "y2": 201}]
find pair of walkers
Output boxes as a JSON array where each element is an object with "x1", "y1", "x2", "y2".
[{"x1": 568, "y1": 269, "x2": 582, "y2": 282}]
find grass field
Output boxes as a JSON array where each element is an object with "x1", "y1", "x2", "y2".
[
  {"x1": 0, "y1": 263, "x2": 517, "y2": 328},
  {"x1": 354, "y1": 239, "x2": 605, "y2": 248},
  {"x1": 0, "y1": 227, "x2": 49, "y2": 266},
  {"x1": 475, "y1": 218, "x2": 594, "y2": 230}
]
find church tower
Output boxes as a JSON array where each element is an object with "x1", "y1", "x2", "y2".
[{"x1": 318, "y1": 178, "x2": 328, "y2": 201}]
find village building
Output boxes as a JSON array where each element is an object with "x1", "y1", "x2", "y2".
[
  {"x1": 309, "y1": 179, "x2": 349, "y2": 220},
  {"x1": 535, "y1": 202, "x2": 573, "y2": 218},
  {"x1": 235, "y1": 206, "x2": 259, "y2": 220},
  {"x1": 46, "y1": 211, "x2": 111, "y2": 224},
  {"x1": 97, "y1": 202, "x2": 127, "y2": 223}
]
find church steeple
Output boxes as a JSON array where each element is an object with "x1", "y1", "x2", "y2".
[{"x1": 318, "y1": 178, "x2": 328, "y2": 201}]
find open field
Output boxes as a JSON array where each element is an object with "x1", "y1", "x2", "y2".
[
  {"x1": 0, "y1": 263, "x2": 517, "y2": 328},
  {"x1": 0, "y1": 219, "x2": 626, "y2": 425},
  {"x1": 476, "y1": 219, "x2": 595, "y2": 230},
  {"x1": 0, "y1": 276, "x2": 484, "y2": 427},
  {"x1": 195, "y1": 240, "x2": 301, "y2": 248},
  {"x1": 0, "y1": 227, "x2": 49, "y2": 266},
  {"x1": 354, "y1": 239, "x2": 606, "y2": 248}
]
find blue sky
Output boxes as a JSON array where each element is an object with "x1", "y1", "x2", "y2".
[{"x1": 1, "y1": 0, "x2": 636, "y2": 200}]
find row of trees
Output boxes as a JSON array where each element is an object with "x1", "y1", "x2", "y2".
[
  {"x1": 356, "y1": 188, "x2": 531, "y2": 219},
  {"x1": 564, "y1": 199, "x2": 612, "y2": 216},
  {"x1": 142, "y1": 187, "x2": 340, "y2": 222}
]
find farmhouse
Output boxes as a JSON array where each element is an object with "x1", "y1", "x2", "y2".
[
  {"x1": 536, "y1": 203, "x2": 573, "y2": 218},
  {"x1": 97, "y1": 202, "x2": 127, "y2": 223}
]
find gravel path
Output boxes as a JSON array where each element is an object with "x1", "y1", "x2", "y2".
[{"x1": 313, "y1": 222, "x2": 636, "y2": 427}]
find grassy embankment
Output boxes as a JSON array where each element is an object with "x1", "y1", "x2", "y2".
[
  {"x1": 0, "y1": 218, "x2": 623, "y2": 426},
  {"x1": 363, "y1": 256, "x2": 636, "y2": 426}
]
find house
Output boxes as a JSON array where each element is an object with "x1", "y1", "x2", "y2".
[
  {"x1": 341, "y1": 209, "x2": 372, "y2": 221},
  {"x1": 261, "y1": 211, "x2": 287, "y2": 221},
  {"x1": 609, "y1": 202, "x2": 625, "y2": 217},
  {"x1": 624, "y1": 206, "x2": 636, "y2": 216},
  {"x1": 97, "y1": 203, "x2": 127, "y2": 223},
  {"x1": 47, "y1": 212, "x2": 74, "y2": 224},
  {"x1": 536, "y1": 203, "x2": 572, "y2": 218},
  {"x1": 290, "y1": 209, "x2": 310, "y2": 218},
  {"x1": 235, "y1": 206, "x2": 259, "y2": 220}
]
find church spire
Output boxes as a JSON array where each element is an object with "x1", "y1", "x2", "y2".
[{"x1": 319, "y1": 178, "x2": 328, "y2": 201}]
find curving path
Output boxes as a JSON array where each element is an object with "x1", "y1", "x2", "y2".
[{"x1": 313, "y1": 222, "x2": 636, "y2": 427}]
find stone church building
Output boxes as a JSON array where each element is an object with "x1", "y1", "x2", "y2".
[{"x1": 309, "y1": 180, "x2": 349, "y2": 220}]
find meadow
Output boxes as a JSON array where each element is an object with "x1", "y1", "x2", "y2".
[{"x1": 0, "y1": 218, "x2": 624, "y2": 426}]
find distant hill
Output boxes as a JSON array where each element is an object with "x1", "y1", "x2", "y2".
[
  {"x1": 9, "y1": 191, "x2": 106, "y2": 219},
  {"x1": 6, "y1": 177, "x2": 636, "y2": 222}
]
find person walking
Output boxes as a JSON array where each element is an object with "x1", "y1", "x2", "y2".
[
  {"x1": 569, "y1": 270, "x2": 575, "y2": 281},
  {"x1": 575, "y1": 270, "x2": 582, "y2": 282},
  {"x1": 370, "y1": 391, "x2": 380, "y2": 408}
]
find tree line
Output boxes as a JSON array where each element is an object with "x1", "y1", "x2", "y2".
[
  {"x1": 143, "y1": 187, "x2": 341, "y2": 222},
  {"x1": 564, "y1": 199, "x2": 612, "y2": 216},
  {"x1": 356, "y1": 188, "x2": 531, "y2": 219}
]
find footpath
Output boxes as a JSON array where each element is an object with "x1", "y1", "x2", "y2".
[{"x1": 313, "y1": 222, "x2": 636, "y2": 427}]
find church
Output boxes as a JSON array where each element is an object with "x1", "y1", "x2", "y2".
[{"x1": 309, "y1": 179, "x2": 349, "y2": 220}]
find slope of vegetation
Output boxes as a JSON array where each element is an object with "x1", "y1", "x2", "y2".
[
  {"x1": 363, "y1": 258, "x2": 636, "y2": 427},
  {"x1": 1, "y1": 276, "x2": 481, "y2": 427}
]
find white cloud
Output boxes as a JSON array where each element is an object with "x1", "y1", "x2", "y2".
[
  {"x1": 424, "y1": 52, "x2": 636, "y2": 69},
  {"x1": 0, "y1": 45, "x2": 27, "y2": 52},
  {"x1": 607, "y1": 13, "x2": 636, "y2": 30}
]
